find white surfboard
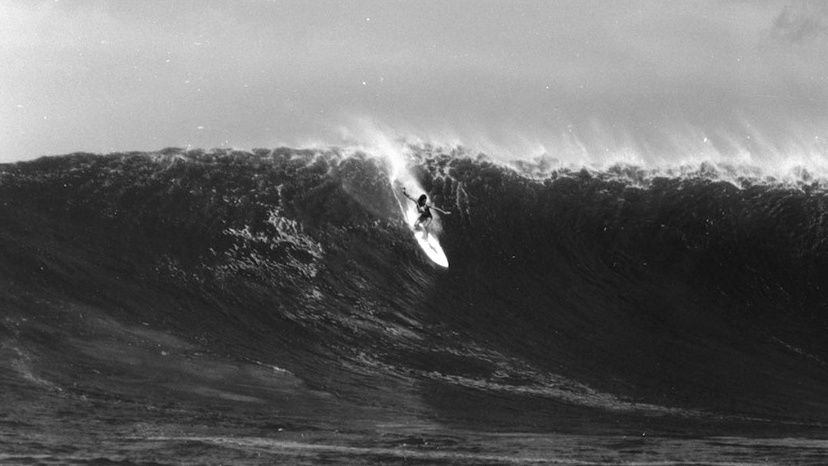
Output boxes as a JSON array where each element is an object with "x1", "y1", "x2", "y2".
[{"x1": 411, "y1": 227, "x2": 449, "y2": 268}]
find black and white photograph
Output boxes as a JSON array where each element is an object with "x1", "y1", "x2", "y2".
[{"x1": 3, "y1": 1, "x2": 828, "y2": 464}]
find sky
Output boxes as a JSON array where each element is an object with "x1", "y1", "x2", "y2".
[{"x1": 2, "y1": 0, "x2": 828, "y2": 167}]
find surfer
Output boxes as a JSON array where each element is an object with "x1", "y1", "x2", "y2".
[{"x1": 402, "y1": 187, "x2": 451, "y2": 238}]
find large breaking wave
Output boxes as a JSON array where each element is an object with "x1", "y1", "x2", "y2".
[{"x1": 2, "y1": 144, "x2": 828, "y2": 432}]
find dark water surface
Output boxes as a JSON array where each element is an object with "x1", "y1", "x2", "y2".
[{"x1": 2, "y1": 148, "x2": 828, "y2": 464}]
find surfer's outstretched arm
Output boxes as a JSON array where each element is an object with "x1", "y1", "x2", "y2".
[
  {"x1": 429, "y1": 204, "x2": 451, "y2": 215},
  {"x1": 401, "y1": 187, "x2": 417, "y2": 203}
]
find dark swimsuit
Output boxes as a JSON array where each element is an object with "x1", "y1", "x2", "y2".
[{"x1": 417, "y1": 204, "x2": 432, "y2": 222}]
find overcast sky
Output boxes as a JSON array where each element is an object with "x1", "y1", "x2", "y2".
[{"x1": 2, "y1": 0, "x2": 828, "y2": 165}]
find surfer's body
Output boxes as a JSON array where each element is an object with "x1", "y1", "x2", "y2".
[{"x1": 402, "y1": 188, "x2": 450, "y2": 238}]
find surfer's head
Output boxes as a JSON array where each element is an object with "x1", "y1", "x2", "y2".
[{"x1": 418, "y1": 194, "x2": 427, "y2": 206}]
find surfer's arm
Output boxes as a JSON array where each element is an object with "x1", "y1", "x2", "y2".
[
  {"x1": 429, "y1": 204, "x2": 451, "y2": 215},
  {"x1": 401, "y1": 187, "x2": 417, "y2": 203}
]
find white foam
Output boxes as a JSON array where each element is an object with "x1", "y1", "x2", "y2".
[{"x1": 330, "y1": 118, "x2": 828, "y2": 188}]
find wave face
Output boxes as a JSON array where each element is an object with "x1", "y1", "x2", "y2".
[{"x1": 3, "y1": 146, "x2": 828, "y2": 445}]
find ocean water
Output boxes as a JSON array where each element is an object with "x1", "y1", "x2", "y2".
[{"x1": 2, "y1": 146, "x2": 828, "y2": 464}]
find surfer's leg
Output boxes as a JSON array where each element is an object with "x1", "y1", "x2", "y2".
[
  {"x1": 414, "y1": 214, "x2": 428, "y2": 232},
  {"x1": 423, "y1": 218, "x2": 432, "y2": 238}
]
